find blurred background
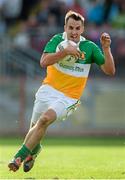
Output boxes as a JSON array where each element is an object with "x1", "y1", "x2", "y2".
[{"x1": 0, "y1": 0, "x2": 125, "y2": 137}]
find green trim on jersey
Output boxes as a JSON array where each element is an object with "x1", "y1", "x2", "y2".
[
  {"x1": 44, "y1": 34, "x2": 63, "y2": 53},
  {"x1": 43, "y1": 33, "x2": 105, "y2": 66}
]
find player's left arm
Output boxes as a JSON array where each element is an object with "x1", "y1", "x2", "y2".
[{"x1": 100, "y1": 32, "x2": 115, "y2": 75}]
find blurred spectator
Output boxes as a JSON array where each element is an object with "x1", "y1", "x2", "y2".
[
  {"x1": 58, "y1": 0, "x2": 74, "y2": 7},
  {"x1": 86, "y1": 0, "x2": 120, "y2": 26},
  {"x1": 0, "y1": 16, "x2": 6, "y2": 34},
  {"x1": 36, "y1": 0, "x2": 50, "y2": 25},
  {"x1": 0, "y1": 0, "x2": 5, "y2": 9},
  {"x1": 87, "y1": 0, "x2": 105, "y2": 25},
  {"x1": 46, "y1": 13, "x2": 58, "y2": 35},
  {"x1": 103, "y1": 0, "x2": 119, "y2": 24},
  {"x1": 0, "y1": 0, "x2": 124, "y2": 72},
  {"x1": 0, "y1": 0, "x2": 6, "y2": 34},
  {"x1": 19, "y1": 0, "x2": 39, "y2": 21},
  {"x1": 49, "y1": 0, "x2": 68, "y2": 27},
  {"x1": 111, "y1": 1, "x2": 125, "y2": 28},
  {"x1": 85, "y1": 23, "x2": 100, "y2": 44},
  {"x1": 13, "y1": 21, "x2": 30, "y2": 48},
  {"x1": 69, "y1": 0, "x2": 86, "y2": 17},
  {"x1": 2, "y1": 0, "x2": 22, "y2": 27},
  {"x1": 114, "y1": 37, "x2": 125, "y2": 64}
]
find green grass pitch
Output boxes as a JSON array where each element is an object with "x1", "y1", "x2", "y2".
[{"x1": 0, "y1": 136, "x2": 125, "y2": 179}]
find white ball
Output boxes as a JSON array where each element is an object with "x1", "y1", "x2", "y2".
[{"x1": 56, "y1": 40, "x2": 77, "y2": 65}]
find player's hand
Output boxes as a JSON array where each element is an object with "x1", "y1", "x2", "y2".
[
  {"x1": 65, "y1": 44, "x2": 81, "y2": 59},
  {"x1": 100, "y1": 33, "x2": 111, "y2": 49}
]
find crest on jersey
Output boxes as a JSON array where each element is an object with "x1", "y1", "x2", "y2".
[{"x1": 80, "y1": 51, "x2": 86, "y2": 60}]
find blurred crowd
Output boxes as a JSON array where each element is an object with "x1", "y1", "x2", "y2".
[
  {"x1": 0, "y1": 0, "x2": 125, "y2": 70},
  {"x1": 0, "y1": 0, "x2": 125, "y2": 31}
]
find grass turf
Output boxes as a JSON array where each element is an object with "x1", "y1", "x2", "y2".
[{"x1": 0, "y1": 136, "x2": 125, "y2": 179}]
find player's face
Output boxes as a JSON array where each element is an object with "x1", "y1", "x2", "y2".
[{"x1": 64, "y1": 18, "x2": 84, "y2": 43}]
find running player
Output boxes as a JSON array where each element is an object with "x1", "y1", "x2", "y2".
[{"x1": 8, "y1": 10, "x2": 115, "y2": 172}]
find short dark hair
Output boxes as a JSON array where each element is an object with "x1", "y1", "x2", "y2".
[{"x1": 65, "y1": 10, "x2": 85, "y2": 25}]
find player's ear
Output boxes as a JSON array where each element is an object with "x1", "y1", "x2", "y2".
[
  {"x1": 81, "y1": 26, "x2": 84, "y2": 34},
  {"x1": 64, "y1": 24, "x2": 66, "y2": 31}
]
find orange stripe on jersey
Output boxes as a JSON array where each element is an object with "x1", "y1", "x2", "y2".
[{"x1": 43, "y1": 66, "x2": 88, "y2": 99}]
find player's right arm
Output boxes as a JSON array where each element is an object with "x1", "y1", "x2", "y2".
[{"x1": 40, "y1": 45, "x2": 80, "y2": 68}]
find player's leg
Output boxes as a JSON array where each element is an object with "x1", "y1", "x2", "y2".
[
  {"x1": 8, "y1": 85, "x2": 79, "y2": 172},
  {"x1": 24, "y1": 123, "x2": 42, "y2": 159},
  {"x1": 22, "y1": 92, "x2": 80, "y2": 172},
  {"x1": 8, "y1": 108, "x2": 57, "y2": 172},
  {"x1": 23, "y1": 117, "x2": 42, "y2": 172},
  {"x1": 8, "y1": 97, "x2": 78, "y2": 172},
  {"x1": 22, "y1": 84, "x2": 49, "y2": 149},
  {"x1": 23, "y1": 109, "x2": 41, "y2": 144},
  {"x1": 22, "y1": 87, "x2": 49, "y2": 172},
  {"x1": 25, "y1": 109, "x2": 56, "y2": 149},
  {"x1": 8, "y1": 85, "x2": 47, "y2": 172}
]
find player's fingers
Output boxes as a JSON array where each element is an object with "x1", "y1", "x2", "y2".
[
  {"x1": 77, "y1": 51, "x2": 81, "y2": 58},
  {"x1": 74, "y1": 53, "x2": 79, "y2": 59},
  {"x1": 104, "y1": 38, "x2": 111, "y2": 45},
  {"x1": 71, "y1": 49, "x2": 80, "y2": 59},
  {"x1": 76, "y1": 51, "x2": 81, "y2": 59},
  {"x1": 101, "y1": 32, "x2": 109, "y2": 37},
  {"x1": 101, "y1": 33, "x2": 110, "y2": 41},
  {"x1": 100, "y1": 37, "x2": 111, "y2": 46}
]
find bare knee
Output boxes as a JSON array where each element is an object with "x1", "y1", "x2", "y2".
[
  {"x1": 37, "y1": 109, "x2": 56, "y2": 128},
  {"x1": 39, "y1": 115, "x2": 52, "y2": 127}
]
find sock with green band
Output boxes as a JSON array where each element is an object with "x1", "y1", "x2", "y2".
[
  {"x1": 31, "y1": 143, "x2": 42, "y2": 156},
  {"x1": 14, "y1": 144, "x2": 31, "y2": 162}
]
